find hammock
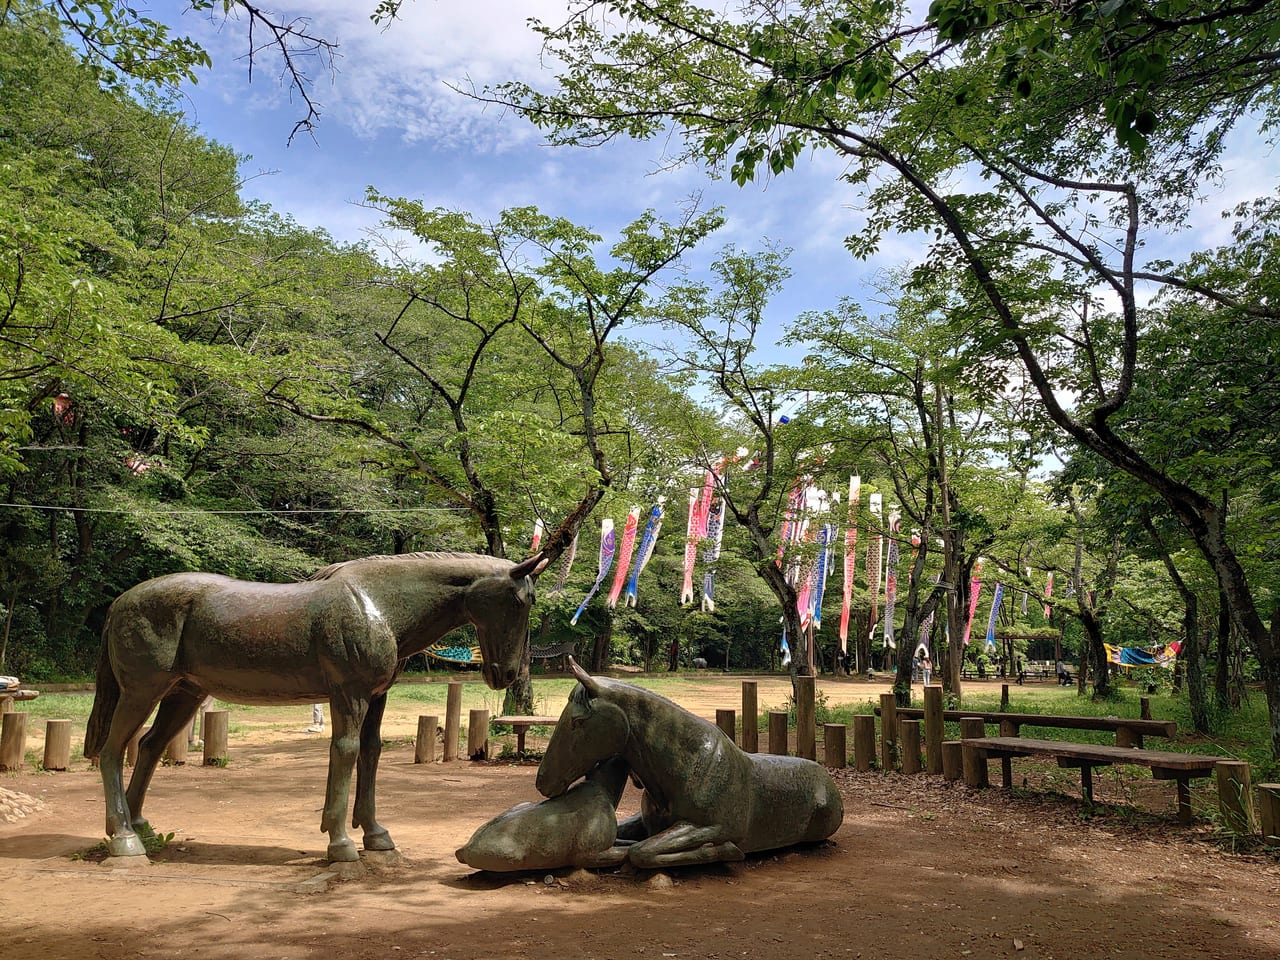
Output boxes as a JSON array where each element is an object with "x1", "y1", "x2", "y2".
[{"x1": 530, "y1": 640, "x2": 578, "y2": 659}]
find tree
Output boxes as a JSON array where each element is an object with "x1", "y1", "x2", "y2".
[{"x1": 491, "y1": 0, "x2": 1280, "y2": 756}]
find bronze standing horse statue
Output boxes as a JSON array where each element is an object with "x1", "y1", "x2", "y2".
[
  {"x1": 85, "y1": 551, "x2": 546, "y2": 861},
  {"x1": 537, "y1": 659, "x2": 843, "y2": 869}
]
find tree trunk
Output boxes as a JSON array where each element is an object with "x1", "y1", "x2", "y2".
[{"x1": 1215, "y1": 588, "x2": 1232, "y2": 711}]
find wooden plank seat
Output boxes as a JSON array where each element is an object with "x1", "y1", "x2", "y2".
[
  {"x1": 0, "y1": 688, "x2": 39, "y2": 712},
  {"x1": 874, "y1": 706, "x2": 1175, "y2": 747},
  {"x1": 961, "y1": 736, "x2": 1225, "y2": 824},
  {"x1": 490, "y1": 715, "x2": 559, "y2": 757}
]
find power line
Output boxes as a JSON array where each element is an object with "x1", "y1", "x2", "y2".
[{"x1": 0, "y1": 503, "x2": 467, "y2": 517}]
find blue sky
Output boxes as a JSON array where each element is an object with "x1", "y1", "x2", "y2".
[{"x1": 159, "y1": 1, "x2": 1278, "y2": 365}]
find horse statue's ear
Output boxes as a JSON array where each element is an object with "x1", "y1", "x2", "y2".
[
  {"x1": 509, "y1": 552, "x2": 548, "y2": 581},
  {"x1": 568, "y1": 656, "x2": 600, "y2": 698}
]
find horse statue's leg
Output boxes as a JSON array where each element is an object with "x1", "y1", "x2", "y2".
[
  {"x1": 625, "y1": 821, "x2": 745, "y2": 870},
  {"x1": 321, "y1": 693, "x2": 371, "y2": 862},
  {"x1": 98, "y1": 688, "x2": 169, "y2": 858},
  {"x1": 351, "y1": 691, "x2": 394, "y2": 852},
  {"x1": 124, "y1": 688, "x2": 208, "y2": 839}
]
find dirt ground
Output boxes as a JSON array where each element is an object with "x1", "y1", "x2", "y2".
[{"x1": 1, "y1": 677, "x2": 1278, "y2": 960}]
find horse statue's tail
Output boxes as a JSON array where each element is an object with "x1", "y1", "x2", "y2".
[{"x1": 83, "y1": 623, "x2": 118, "y2": 760}]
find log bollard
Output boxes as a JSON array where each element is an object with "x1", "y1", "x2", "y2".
[
  {"x1": 202, "y1": 710, "x2": 229, "y2": 765},
  {"x1": 795, "y1": 674, "x2": 816, "y2": 761},
  {"x1": 443, "y1": 681, "x2": 463, "y2": 761},
  {"x1": 164, "y1": 731, "x2": 189, "y2": 765},
  {"x1": 1258, "y1": 784, "x2": 1280, "y2": 845},
  {"x1": 741, "y1": 681, "x2": 759, "y2": 753},
  {"x1": 879, "y1": 693, "x2": 897, "y2": 771},
  {"x1": 823, "y1": 723, "x2": 847, "y2": 769},
  {"x1": 1001, "y1": 683, "x2": 1010, "y2": 710},
  {"x1": 1140, "y1": 696, "x2": 1152, "y2": 720},
  {"x1": 768, "y1": 710, "x2": 789, "y2": 756},
  {"x1": 716, "y1": 709, "x2": 737, "y2": 744},
  {"x1": 852, "y1": 715, "x2": 875, "y2": 771},
  {"x1": 1216, "y1": 760, "x2": 1254, "y2": 833},
  {"x1": 42, "y1": 719, "x2": 72, "y2": 771},
  {"x1": 960, "y1": 717, "x2": 988, "y2": 788},
  {"x1": 0, "y1": 711, "x2": 27, "y2": 771},
  {"x1": 467, "y1": 709, "x2": 490, "y2": 760},
  {"x1": 941, "y1": 740, "x2": 962, "y2": 781},
  {"x1": 415, "y1": 714, "x2": 439, "y2": 764},
  {"x1": 924, "y1": 685, "x2": 943, "y2": 775},
  {"x1": 900, "y1": 719, "x2": 922, "y2": 775}
]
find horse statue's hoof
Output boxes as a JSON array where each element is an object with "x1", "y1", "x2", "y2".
[
  {"x1": 362, "y1": 829, "x2": 395, "y2": 852},
  {"x1": 108, "y1": 832, "x2": 148, "y2": 858},
  {"x1": 326, "y1": 838, "x2": 360, "y2": 862},
  {"x1": 131, "y1": 818, "x2": 156, "y2": 841}
]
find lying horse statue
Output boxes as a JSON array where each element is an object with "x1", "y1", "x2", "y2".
[
  {"x1": 85, "y1": 551, "x2": 546, "y2": 861},
  {"x1": 536, "y1": 659, "x2": 843, "y2": 869}
]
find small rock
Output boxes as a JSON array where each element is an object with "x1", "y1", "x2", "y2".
[
  {"x1": 1014, "y1": 940, "x2": 1025, "y2": 952},
  {"x1": 647, "y1": 872, "x2": 674, "y2": 890},
  {"x1": 564, "y1": 868, "x2": 597, "y2": 885},
  {"x1": 543, "y1": 874, "x2": 556, "y2": 885}
]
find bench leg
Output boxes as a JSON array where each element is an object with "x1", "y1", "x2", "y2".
[
  {"x1": 1001, "y1": 756, "x2": 1013, "y2": 789},
  {"x1": 1176, "y1": 779, "x2": 1192, "y2": 825},
  {"x1": 1080, "y1": 764, "x2": 1094, "y2": 804},
  {"x1": 516, "y1": 728, "x2": 528, "y2": 757}
]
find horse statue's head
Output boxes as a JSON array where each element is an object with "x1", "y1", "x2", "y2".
[
  {"x1": 464, "y1": 552, "x2": 548, "y2": 689},
  {"x1": 536, "y1": 658, "x2": 630, "y2": 797}
]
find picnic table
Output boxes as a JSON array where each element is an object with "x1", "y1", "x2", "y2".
[
  {"x1": 876, "y1": 706, "x2": 1176, "y2": 748},
  {"x1": 0, "y1": 676, "x2": 38, "y2": 713},
  {"x1": 961, "y1": 736, "x2": 1226, "y2": 824}
]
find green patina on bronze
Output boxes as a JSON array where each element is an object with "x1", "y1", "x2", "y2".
[{"x1": 84, "y1": 551, "x2": 546, "y2": 862}]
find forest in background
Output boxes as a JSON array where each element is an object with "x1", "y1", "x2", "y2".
[{"x1": 1, "y1": 3, "x2": 1277, "y2": 760}]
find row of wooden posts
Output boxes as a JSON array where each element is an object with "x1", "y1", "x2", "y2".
[
  {"x1": 2, "y1": 677, "x2": 1276, "y2": 842},
  {"x1": 0, "y1": 709, "x2": 233, "y2": 771}
]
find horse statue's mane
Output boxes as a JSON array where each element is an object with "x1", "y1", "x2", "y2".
[{"x1": 306, "y1": 551, "x2": 510, "y2": 582}]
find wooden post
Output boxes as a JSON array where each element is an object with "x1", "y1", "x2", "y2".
[
  {"x1": 795, "y1": 674, "x2": 816, "y2": 760},
  {"x1": 879, "y1": 693, "x2": 897, "y2": 771},
  {"x1": 768, "y1": 710, "x2": 789, "y2": 756},
  {"x1": 1115, "y1": 726, "x2": 1139, "y2": 749},
  {"x1": 852, "y1": 715, "x2": 875, "y2": 772},
  {"x1": 164, "y1": 731, "x2": 189, "y2": 765},
  {"x1": 1000, "y1": 683, "x2": 1010, "y2": 710},
  {"x1": 962, "y1": 741, "x2": 989, "y2": 788},
  {"x1": 941, "y1": 741, "x2": 962, "y2": 781},
  {"x1": 1140, "y1": 696, "x2": 1152, "y2": 720},
  {"x1": 823, "y1": 723, "x2": 847, "y2": 769},
  {"x1": 960, "y1": 716, "x2": 987, "y2": 787},
  {"x1": 741, "y1": 681, "x2": 759, "y2": 752},
  {"x1": 716, "y1": 709, "x2": 737, "y2": 744},
  {"x1": 900, "y1": 719, "x2": 922, "y2": 775},
  {"x1": 202, "y1": 710, "x2": 229, "y2": 765},
  {"x1": 443, "y1": 681, "x2": 463, "y2": 761},
  {"x1": 467, "y1": 709, "x2": 490, "y2": 760},
  {"x1": 923, "y1": 684, "x2": 943, "y2": 775},
  {"x1": 41, "y1": 718, "x2": 71, "y2": 771},
  {"x1": 1216, "y1": 760, "x2": 1254, "y2": 833},
  {"x1": 0, "y1": 711, "x2": 27, "y2": 771},
  {"x1": 1257, "y1": 783, "x2": 1280, "y2": 845},
  {"x1": 415, "y1": 714, "x2": 439, "y2": 764}
]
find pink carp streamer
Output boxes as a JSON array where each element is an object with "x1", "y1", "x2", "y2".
[
  {"x1": 1044, "y1": 572, "x2": 1054, "y2": 619},
  {"x1": 680, "y1": 487, "x2": 700, "y2": 606},
  {"x1": 606, "y1": 506, "x2": 641, "y2": 609},
  {"x1": 529, "y1": 518, "x2": 543, "y2": 554},
  {"x1": 838, "y1": 475, "x2": 861, "y2": 653},
  {"x1": 962, "y1": 559, "x2": 984, "y2": 646}
]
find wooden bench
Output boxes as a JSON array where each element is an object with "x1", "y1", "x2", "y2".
[
  {"x1": 961, "y1": 736, "x2": 1225, "y2": 824},
  {"x1": 490, "y1": 715, "x2": 559, "y2": 757},
  {"x1": 0, "y1": 688, "x2": 39, "y2": 713},
  {"x1": 875, "y1": 707, "x2": 1176, "y2": 748}
]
